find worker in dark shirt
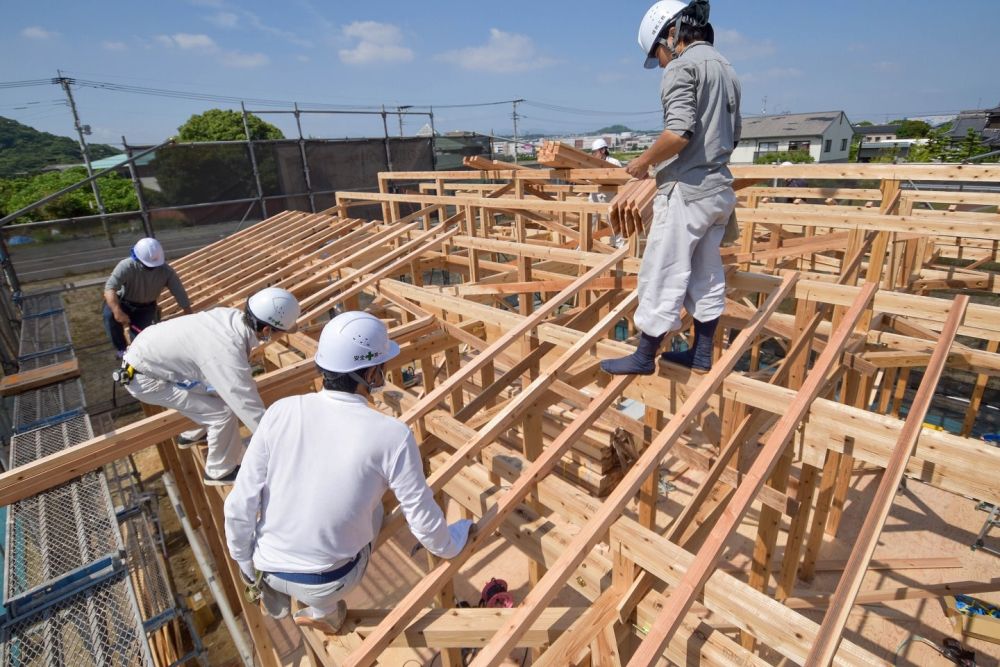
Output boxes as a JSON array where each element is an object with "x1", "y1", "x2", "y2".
[{"x1": 103, "y1": 237, "x2": 192, "y2": 358}]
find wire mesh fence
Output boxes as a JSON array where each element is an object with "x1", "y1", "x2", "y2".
[
  {"x1": 4, "y1": 471, "x2": 121, "y2": 601},
  {"x1": 11, "y1": 380, "x2": 85, "y2": 434},
  {"x1": 1, "y1": 573, "x2": 153, "y2": 667}
]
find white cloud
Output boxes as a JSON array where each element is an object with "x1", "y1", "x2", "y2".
[
  {"x1": 21, "y1": 26, "x2": 58, "y2": 40},
  {"x1": 435, "y1": 28, "x2": 558, "y2": 73},
  {"x1": 338, "y1": 21, "x2": 413, "y2": 65},
  {"x1": 154, "y1": 31, "x2": 267, "y2": 68},
  {"x1": 741, "y1": 67, "x2": 802, "y2": 84},
  {"x1": 874, "y1": 60, "x2": 899, "y2": 73},
  {"x1": 220, "y1": 50, "x2": 270, "y2": 68},
  {"x1": 156, "y1": 33, "x2": 218, "y2": 51},
  {"x1": 296, "y1": 54, "x2": 311, "y2": 63},
  {"x1": 206, "y1": 11, "x2": 239, "y2": 28},
  {"x1": 101, "y1": 40, "x2": 128, "y2": 51},
  {"x1": 715, "y1": 29, "x2": 776, "y2": 61}
]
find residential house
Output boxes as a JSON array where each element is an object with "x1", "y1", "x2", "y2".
[
  {"x1": 855, "y1": 124, "x2": 901, "y2": 143},
  {"x1": 731, "y1": 111, "x2": 854, "y2": 163},
  {"x1": 945, "y1": 104, "x2": 1000, "y2": 150}
]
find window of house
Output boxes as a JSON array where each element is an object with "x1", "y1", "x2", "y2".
[
  {"x1": 788, "y1": 140, "x2": 811, "y2": 152},
  {"x1": 757, "y1": 141, "x2": 778, "y2": 153},
  {"x1": 841, "y1": 138, "x2": 848, "y2": 151},
  {"x1": 824, "y1": 139, "x2": 832, "y2": 152}
]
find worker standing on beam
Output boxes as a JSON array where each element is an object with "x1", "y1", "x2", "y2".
[
  {"x1": 120, "y1": 287, "x2": 300, "y2": 485},
  {"x1": 103, "y1": 237, "x2": 193, "y2": 359},
  {"x1": 602, "y1": 0, "x2": 741, "y2": 375},
  {"x1": 223, "y1": 311, "x2": 473, "y2": 633}
]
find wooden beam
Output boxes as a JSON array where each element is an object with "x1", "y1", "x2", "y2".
[
  {"x1": 0, "y1": 360, "x2": 80, "y2": 396},
  {"x1": 628, "y1": 281, "x2": 876, "y2": 666},
  {"x1": 806, "y1": 295, "x2": 969, "y2": 666},
  {"x1": 466, "y1": 274, "x2": 798, "y2": 667}
]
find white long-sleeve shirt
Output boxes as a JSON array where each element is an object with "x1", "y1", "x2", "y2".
[
  {"x1": 223, "y1": 390, "x2": 458, "y2": 574},
  {"x1": 123, "y1": 308, "x2": 264, "y2": 431}
]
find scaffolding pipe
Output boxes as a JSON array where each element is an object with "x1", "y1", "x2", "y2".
[{"x1": 162, "y1": 472, "x2": 253, "y2": 667}]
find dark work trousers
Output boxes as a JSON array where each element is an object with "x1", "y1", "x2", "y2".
[{"x1": 103, "y1": 300, "x2": 158, "y2": 353}]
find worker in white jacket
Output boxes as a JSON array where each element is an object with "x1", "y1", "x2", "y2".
[
  {"x1": 121, "y1": 287, "x2": 300, "y2": 484},
  {"x1": 223, "y1": 311, "x2": 473, "y2": 634}
]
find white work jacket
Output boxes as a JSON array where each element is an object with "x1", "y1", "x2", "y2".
[
  {"x1": 123, "y1": 308, "x2": 265, "y2": 431},
  {"x1": 223, "y1": 390, "x2": 459, "y2": 575}
]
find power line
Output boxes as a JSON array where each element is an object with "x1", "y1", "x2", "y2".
[{"x1": 0, "y1": 78, "x2": 54, "y2": 89}]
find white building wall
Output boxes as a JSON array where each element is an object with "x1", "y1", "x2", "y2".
[{"x1": 820, "y1": 115, "x2": 854, "y2": 162}]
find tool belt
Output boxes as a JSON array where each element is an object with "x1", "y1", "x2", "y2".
[{"x1": 112, "y1": 361, "x2": 141, "y2": 387}]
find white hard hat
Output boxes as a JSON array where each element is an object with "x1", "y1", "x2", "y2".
[
  {"x1": 591, "y1": 138, "x2": 609, "y2": 151},
  {"x1": 781, "y1": 161, "x2": 794, "y2": 166},
  {"x1": 638, "y1": 0, "x2": 688, "y2": 69},
  {"x1": 315, "y1": 311, "x2": 400, "y2": 373},
  {"x1": 247, "y1": 287, "x2": 300, "y2": 332},
  {"x1": 132, "y1": 237, "x2": 165, "y2": 268}
]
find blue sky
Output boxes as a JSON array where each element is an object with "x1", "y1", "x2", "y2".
[{"x1": 2, "y1": 0, "x2": 998, "y2": 147}]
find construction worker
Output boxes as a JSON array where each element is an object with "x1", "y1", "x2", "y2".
[
  {"x1": 590, "y1": 139, "x2": 626, "y2": 248},
  {"x1": 104, "y1": 237, "x2": 192, "y2": 358},
  {"x1": 591, "y1": 138, "x2": 624, "y2": 168},
  {"x1": 223, "y1": 312, "x2": 473, "y2": 633},
  {"x1": 121, "y1": 287, "x2": 300, "y2": 485},
  {"x1": 602, "y1": 0, "x2": 740, "y2": 375}
]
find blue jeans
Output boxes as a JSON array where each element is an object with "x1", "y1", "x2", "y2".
[{"x1": 103, "y1": 300, "x2": 158, "y2": 353}]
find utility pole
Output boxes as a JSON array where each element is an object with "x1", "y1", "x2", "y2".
[
  {"x1": 57, "y1": 71, "x2": 115, "y2": 247},
  {"x1": 397, "y1": 105, "x2": 412, "y2": 137},
  {"x1": 512, "y1": 98, "x2": 525, "y2": 164}
]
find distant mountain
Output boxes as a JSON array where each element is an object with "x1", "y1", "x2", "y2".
[{"x1": 0, "y1": 117, "x2": 118, "y2": 178}]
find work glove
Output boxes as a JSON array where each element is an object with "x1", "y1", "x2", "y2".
[
  {"x1": 238, "y1": 561, "x2": 255, "y2": 585},
  {"x1": 410, "y1": 519, "x2": 476, "y2": 559}
]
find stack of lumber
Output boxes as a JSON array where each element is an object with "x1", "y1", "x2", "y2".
[
  {"x1": 609, "y1": 179, "x2": 657, "y2": 236},
  {"x1": 463, "y1": 155, "x2": 531, "y2": 171},
  {"x1": 536, "y1": 141, "x2": 615, "y2": 169}
]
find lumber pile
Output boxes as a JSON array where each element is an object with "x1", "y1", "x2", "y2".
[
  {"x1": 536, "y1": 140, "x2": 616, "y2": 169},
  {"x1": 609, "y1": 178, "x2": 657, "y2": 237},
  {"x1": 463, "y1": 155, "x2": 531, "y2": 171}
]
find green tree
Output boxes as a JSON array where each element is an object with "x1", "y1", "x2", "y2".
[
  {"x1": 755, "y1": 150, "x2": 814, "y2": 164},
  {"x1": 177, "y1": 109, "x2": 284, "y2": 142},
  {"x1": 854, "y1": 120, "x2": 874, "y2": 127},
  {"x1": 894, "y1": 119, "x2": 931, "y2": 138},
  {"x1": 0, "y1": 167, "x2": 137, "y2": 222},
  {"x1": 0, "y1": 116, "x2": 118, "y2": 177},
  {"x1": 153, "y1": 109, "x2": 284, "y2": 208}
]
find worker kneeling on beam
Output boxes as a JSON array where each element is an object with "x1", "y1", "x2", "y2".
[
  {"x1": 601, "y1": 0, "x2": 741, "y2": 376},
  {"x1": 223, "y1": 311, "x2": 473, "y2": 634},
  {"x1": 121, "y1": 287, "x2": 300, "y2": 485}
]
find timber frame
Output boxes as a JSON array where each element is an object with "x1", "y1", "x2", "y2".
[{"x1": 2, "y1": 161, "x2": 999, "y2": 666}]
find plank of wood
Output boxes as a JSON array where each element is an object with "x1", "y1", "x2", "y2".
[
  {"x1": 612, "y1": 518, "x2": 881, "y2": 667},
  {"x1": 0, "y1": 359, "x2": 80, "y2": 396},
  {"x1": 627, "y1": 281, "x2": 876, "y2": 666},
  {"x1": 806, "y1": 295, "x2": 969, "y2": 666},
  {"x1": 465, "y1": 274, "x2": 798, "y2": 667}
]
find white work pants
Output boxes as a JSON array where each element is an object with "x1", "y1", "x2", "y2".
[
  {"x1": 634, "y1": 187, "x2": 737, "y2": 336},
  {"x1": 262, "y1": 544, "x2": 371, "y2": 618},
  {"x1": 258, "y1": 505, "x2": 382, "y2": 619},
  {"x1": 126, "y1": 375, "x2": 244, "y2": 478}
]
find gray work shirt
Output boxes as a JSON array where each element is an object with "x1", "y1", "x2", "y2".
[
  {"x1": 655, "y1": 42, "x2": 742, "y2": 201},
  {"x1": 105, "y1": 258, "x2": 191, "y2": 309}
]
